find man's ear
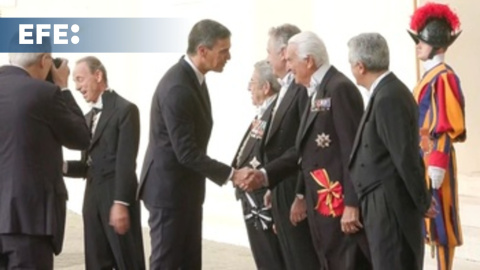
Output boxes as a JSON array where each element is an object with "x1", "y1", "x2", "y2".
[
  {"x1": 40, "y1": 54, "x2": 50, "y2": 69},
  {"x1": 279, "y1": 47, "x2": 286, "y2": 61},
  {"x1": 262, "y1": 81, "x2": 271, "y2": 95},
  {"x1": 197, "y1": 44, "x2": 208, "y2": 58},
  {"x1": 306, "y1": 55, "x2": 315, "y2": 70},
  {"x1": 357, "y1": 62, "x2": 366, "y2": 75},
  {"x1": 94, "y1": 70, "x2": 103, "y2": 83}
]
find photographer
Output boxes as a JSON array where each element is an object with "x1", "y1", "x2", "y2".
[{"x1": 0, "y1": 51, "x2": 90, "y2": 269}]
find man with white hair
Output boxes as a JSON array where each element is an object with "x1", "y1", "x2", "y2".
[
  {"x1": 347, "y1": 32, "x2": 435, "y2": 270},
  {"x1": 0, "y1": 50, "x2": 90, "y2": 268},
  {"x1": 242, "y1": 31, "x2": 371, "y2": 269}
]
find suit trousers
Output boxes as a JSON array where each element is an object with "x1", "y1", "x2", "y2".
[
  {"x1": 83, "y1": 177, "x2": 145, "y2": 270},
  {"x1": 0, "y1": 234, "x2": 53, "y2": 270},
  {"x1": 361, "y1": 185, "x2": 422, "y2": 270},
  {"x1": 145, "y1": 203, "x2": 203, "y2": 270}
]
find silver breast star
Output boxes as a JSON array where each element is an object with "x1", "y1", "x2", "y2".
[{"x1": 315, "y1": 133, "x2": 331, "y2": 148}]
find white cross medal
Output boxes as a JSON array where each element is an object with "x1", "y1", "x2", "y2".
[
  {"x1": 249, "y1": 156, "x2": 261, "y2": 169},
  {"x1": 315, "y1": 133, "x2": 331, "y2": 148}
]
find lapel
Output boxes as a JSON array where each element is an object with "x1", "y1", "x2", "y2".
[
  {"x1": 85, "y1": 110, "x2": 94, "y2": 131},
  {"x1": 349, "y1": 73, "x2": 396, "y2": 165},
  {"x1": 89, "y1": 91, "x2": 115, "y2": 150},
  {"x1": 299, "y1": 66, "x2": 337, "y2": 143},
  {"x1": 232, "y1": 124, "x2": 251, "y2": 167},
  {"x1": 180, "y1": 58, "x2": 212, "y2": 122},
  {"x1": 265, "y1": 82, "x2": 297, "y2": 144},
  {"x1": 237, "y1": 101, "x2": 275, "y2": 167}
]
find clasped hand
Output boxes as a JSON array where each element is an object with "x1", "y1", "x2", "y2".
[{"x1": 232, "y1": 167, "x2": 265, "y2": 192}]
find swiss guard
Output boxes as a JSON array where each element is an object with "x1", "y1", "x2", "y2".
[{"x1": 409, "y1": 3, "x2": 466, "y2": 270}]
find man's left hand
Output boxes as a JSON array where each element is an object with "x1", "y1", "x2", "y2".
[
  {"x1": 340, "y1": 206, "x2": 363, "y2": 234},
  {"x1": 109, "y1": 203, "x2": 130, "y2": 235}
]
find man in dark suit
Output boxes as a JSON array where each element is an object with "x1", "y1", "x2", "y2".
[
  {"x1": 242, "y1": 31, "x2": 371, "y2": 270},
  {"x1": 263, "y1": 24, "x2": 320, "y2": 270},
  {"x1": 233, "y1": 60, "x2": 285, "y2": 270},
  {"x1": 0, "y1": 52, "x2": 90, "y2": 269},
  {"x1": 347, "y1": 33, "x2": 436, "y2": 270},
  {"x1": 138, "y1": 19, "x2": 248, "y2": 269},
  {"x1": 64, "y1": 56, "x2": 145, "y2": 270}
]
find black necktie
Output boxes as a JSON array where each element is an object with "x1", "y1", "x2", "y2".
[
  {"x1": 200, "y1": 80, "x2": 211, "y2": 111},
  {"x1": 90, "y1": 108, "x2": 102, "y2": 137}
]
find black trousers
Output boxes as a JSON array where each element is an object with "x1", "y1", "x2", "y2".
[
  {"x1": 361, "y1": 185, "x2": 422, "y2": 270},
  {"x1": 271, "y1": 181, "x2": 320, "y2": 270},
  {"x1": 0, "y1": 234, "x2": 53, "y2": 270},
  {"x1": 145, "y1": 203, "x2": 202, "y2": 270},
  {"x1": 83, "y1": 180, "x2": 145, "y2": 270},
  {"x1": 306, "y1": 201, "x2": 371, "y2": 270}
]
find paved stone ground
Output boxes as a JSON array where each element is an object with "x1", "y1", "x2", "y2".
[{"x1": 57, "y1": 174, "x2": 480, "y2": 269}]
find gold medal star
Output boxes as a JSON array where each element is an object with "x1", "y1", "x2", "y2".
[{"x1": 315, "y1": 133, "x2": 331, "y2": 148}]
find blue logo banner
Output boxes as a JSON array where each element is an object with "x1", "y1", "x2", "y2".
[{"x1": 0, "y1": 18, "x2": 190, "y2": 53}]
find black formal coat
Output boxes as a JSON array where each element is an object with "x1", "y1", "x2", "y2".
[
  {"x1": 264, "y1": 66, "x2": 369, "y2": 270},
  {"x1": 349, "y1": 73, "x2": 430, "y2": 269},
  {"x1": 65, "y1": 91, "x2": 145, "y2": 269},
  {"x1": 0, "y1": 66, "x2": 90, "y2": 255},
  {"x1": 262, "y1": 82, "x2": 320, "y2": 270},
  {"x1": 232, "y1": 100, "x2": 286, "y2": 270}
]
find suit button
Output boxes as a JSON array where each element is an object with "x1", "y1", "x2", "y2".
[
  {"x1": 364, "y1": 144, "x2": 369, "y2": 148},
  {"x1": 357, "y1": 183, "x2": 362, "y2": 188},
  {"x1": 360, "y1": 163, "x2": 365, "y2": 168}
]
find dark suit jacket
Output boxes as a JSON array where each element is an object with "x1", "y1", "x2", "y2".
[
  {"x1": 65, "y1": 90, "x2": 141, "y2": 205},
  {"x1": 349, "y1": 72, "x2": 430, "y2": 257},
  {"x1": 138, "y1": 57, "x2": 231, "y2": 209},
  {"x1": 265, "y1": 66, "x2": 363, "y2": 207},
  {"x1": 263, "y1": 83, "x2": 308, "y2": 167},
  {"x1": 0, "y1": 65, "x2": 90, "y2": 254}
]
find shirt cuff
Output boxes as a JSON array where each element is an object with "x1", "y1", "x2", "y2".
[
  {"x1": 60, "y1": 87, "x2": 70, "y2": 92},
  {"x1": 62, "y1": 161, "x2": 68, "y2": 174},
  {"x1": 260, "y1": 168, "x2": 269, "y2": 187},
  {"x1": 114, "y1": 200, "x2": 130, "y2": 206},
  {"x1": 225, "y1": 168, "x2": 234, "y2": 184}
]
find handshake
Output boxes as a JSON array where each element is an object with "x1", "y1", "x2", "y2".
[{"x1": 231, "y1": 167, "x2": 268, "y2": 192}]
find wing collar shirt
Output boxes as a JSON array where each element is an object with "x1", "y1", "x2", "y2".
[
  {"x1": 307, "y1": 63, "x2": 331, "y2": 108},
  {"x1": 272, "y1": 72, "x2": 294, "y2": 114}
]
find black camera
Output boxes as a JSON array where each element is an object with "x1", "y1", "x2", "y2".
[{"x1": 45, "y1": 58, "x2": 63, "y2": 83}]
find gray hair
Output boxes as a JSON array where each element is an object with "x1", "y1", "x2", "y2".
[
  {"x1": 254, "y1": 60, "x2": 281, "y2": 94},
  {"x1": 288, "y1": 31, "x2": 329, "y2": 68},
  {"x1": 268, "y1": 24, "x2": 301, "y2": 52},
  {"x1": 347, "y1": 33, "x2": 389, "y2": 72},
  {"x1": 187, "y1": 19, "x2": 231, "y2": 55},
  {"x1": 76, "y1": 56, "x2": 108, "y2": 84},
  {"x1": 9, "y1": 53, "x2": 45, "y2": 67}
]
